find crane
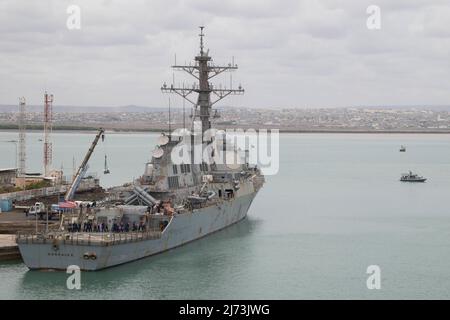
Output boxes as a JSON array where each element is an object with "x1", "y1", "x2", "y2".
[{"x1": 64, "y1": 128, "x2": 105, "y2": 201}]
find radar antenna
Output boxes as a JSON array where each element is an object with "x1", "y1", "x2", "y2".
[{"x1": 161, "y1": 27, "x2": 244, "y2": 138}]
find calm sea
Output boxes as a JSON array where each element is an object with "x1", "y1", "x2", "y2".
[{"x1": 1, "y1": 131, "x2": 450, "y2": 299}]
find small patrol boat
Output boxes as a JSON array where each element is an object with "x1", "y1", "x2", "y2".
[{"x1": 400, "y1": 171, "x2": 426, "y2": 182}]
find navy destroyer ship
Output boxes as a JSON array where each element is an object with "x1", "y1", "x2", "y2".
[{"x1": 17, "y1": 27, "x2": 265, "y2": 271}]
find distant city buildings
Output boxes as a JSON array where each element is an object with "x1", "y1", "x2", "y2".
[{"x1": 1, "y1": 107, "x2": 450, "y2": 132}]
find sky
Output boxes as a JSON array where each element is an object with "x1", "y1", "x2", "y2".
[{"x1": 1, "y1": 0, "x2": 450, "y2": 109}]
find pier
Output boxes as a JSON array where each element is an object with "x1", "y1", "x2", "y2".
[{"x1": 0, "y1": 235, "x2": 20, "y2": 261}]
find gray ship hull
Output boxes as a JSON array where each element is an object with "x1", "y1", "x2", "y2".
[{"x1": 18, "y1": 192, "x2": 256, "y2": 271}]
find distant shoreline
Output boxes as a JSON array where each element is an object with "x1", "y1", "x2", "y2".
[{"x1": 1, "y1": 127, "x2": 450, "y2": 134}]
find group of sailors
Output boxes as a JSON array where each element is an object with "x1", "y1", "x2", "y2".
[
  {"x1": 111, "y1": 221, "x2": 147, "y2": 233},
  {"x1": 67, "y1": 221, "x2": 109, "y2": 233},
  {"x1": 64, "y1": 199, "x2": 175, "y2": 233},
  {"x1": 67, "y1": 220, "x2": 147, "y2": 233}
]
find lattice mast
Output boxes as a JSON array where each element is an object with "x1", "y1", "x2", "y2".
[
  {"x1": 18, "y1": 97, "x2": 26, "y2": 176},
  {"x1": 161, "y1": 27, "x2": 244, "y2": 138},
  {"x1": 43, "y1": 92, "x2": 54, "y2": 176}
]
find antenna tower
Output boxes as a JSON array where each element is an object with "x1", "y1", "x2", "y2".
[
  {"x1": 161, "y1": 27, "x2": 244, "y2": 139},
  {"x1": 43, "y1": 92, "x2": 54, "y2": 176},
  {"x1": 18, "y1": 97, "x2": 26, "y2": 176}
]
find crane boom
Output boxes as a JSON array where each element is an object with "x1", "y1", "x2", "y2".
[{"x1": 64, "y1": 128, "x2": 105, "y2": 201}]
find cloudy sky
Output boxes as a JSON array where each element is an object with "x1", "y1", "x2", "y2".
[{"x1": 1, "y1": 0, "x2": 450, "y2": 108}]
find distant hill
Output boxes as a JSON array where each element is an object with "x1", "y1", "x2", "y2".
[
  {"x1": 2, "y1": 103, "x2": 450, "y2": 113},
  {"x1": 352, "y1": 105, "x2": 450, "y2": 111},
  {"x1": 0, "y1": 104, "x2": 167, "y2": 113}
]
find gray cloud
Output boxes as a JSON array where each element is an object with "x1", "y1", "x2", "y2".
[{"x1": 0, "y1": 0, "x2": 449, "y2": 108}]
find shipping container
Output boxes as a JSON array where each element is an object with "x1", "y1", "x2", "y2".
[{"x1": 0, "y1": 199, "x2": 13, "y2": 212}]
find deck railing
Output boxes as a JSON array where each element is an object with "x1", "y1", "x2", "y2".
[{"x1": 16, "y1": 229, "x2": 163, "y2": 246}]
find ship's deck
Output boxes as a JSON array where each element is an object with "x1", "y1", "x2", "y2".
[{"x1": 16, "y1": 230, "x2": 163, "y2": 246}]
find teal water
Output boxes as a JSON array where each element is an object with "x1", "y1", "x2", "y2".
[{"x1": 1, "y1": 131, "x2": 450, "y2": 299}]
